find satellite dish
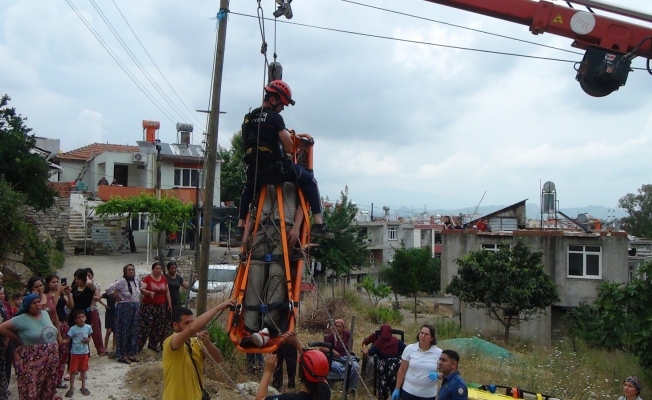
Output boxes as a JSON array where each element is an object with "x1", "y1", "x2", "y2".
[
  {"x1": 577, "y1": 213, "x2": 588, "y2": 223},
  {"x1": 543, "y1": 181, "x2": 556, "y2": 192}
]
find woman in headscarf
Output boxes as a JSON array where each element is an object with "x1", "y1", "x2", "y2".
[
  {"x1": 368, "y1": 324, "x2": 407, "y2": 400},
  {"x1": 0, "y1": 293, "x2": 62, "y2": 400},
  {"x1": 105, "y1": 264, "x2": 141, "y2": 364},
  {"x1": 44, "y1": 274, "x2": 74, "y2": 389},
  {"x1": 620, "y1": 376, "x2": 643, "y2": 400}
]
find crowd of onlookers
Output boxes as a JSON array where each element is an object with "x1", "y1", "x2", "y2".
[{"x1": 0, "y1": 261, "x2": 191, "y2": 399}]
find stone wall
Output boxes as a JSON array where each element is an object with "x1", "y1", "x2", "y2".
[
  {"x1": 25, "y1": 196, "x2": 76, "y2": 255},
  {"x1": 89, "y1": 216, "x2": 131, "y2": 255},
  {"x1": 168, "y1": 256, "x2": 196, "y2": 279}
]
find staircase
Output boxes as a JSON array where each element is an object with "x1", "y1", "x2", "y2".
[{"x1": 68, "y1": 211, "x2": 87, "y2": 241}]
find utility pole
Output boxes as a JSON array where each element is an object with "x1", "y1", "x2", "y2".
[{"x1": 197, "y1": 0, "x2": 229, "y2": 315}]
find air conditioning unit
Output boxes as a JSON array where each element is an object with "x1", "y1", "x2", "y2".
[{"x1": 133, "y1": 152, "x2": 147, "y2": 164}]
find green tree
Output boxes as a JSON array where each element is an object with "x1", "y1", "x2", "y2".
[
  {"x1": 312, "y1": 186, "x2": 369, "y2": 277},
  {"x1": 0, "y1": 178, "x2": 28, "y2": 257},
  {"x1": 618, "y1": 184, "x2": 652, "y2": 238},
  {"x1": 568, "y1": 261, "x2": 652, "y2": 369},
  {"x1": 383, "y1": 246, "x2": 441, "y2": 322},
  {"x1": 94, "y1": 194, "x2": 192, "y2": 256},
  {"x1": 218, "y1": 131, "x2": 245, "y2": 204},
  {"x1": 446, "y1": 239, "x2": 559, "y2": 344},
  {"x1": 0, "y1": 95, "x2": 57, "y2": 210},
  {"x1": 358, "y1": 275, "x2": 391, "y2": 306}
]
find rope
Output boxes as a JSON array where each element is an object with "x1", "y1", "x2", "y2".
[{"x1": 195, "y1": 339, "x2": 251, "y2": 400}]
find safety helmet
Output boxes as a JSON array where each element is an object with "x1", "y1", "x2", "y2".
[
  {"x1": 299, "y1": 350, "x2": 329, "y2": 383},
  {"x1": 265, "y1": 80, "x2": 295, "y2": 106}
]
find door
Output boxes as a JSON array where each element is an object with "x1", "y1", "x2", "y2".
[{"x1": 113, "y1": 164, "x2": 129, "y2": 186}]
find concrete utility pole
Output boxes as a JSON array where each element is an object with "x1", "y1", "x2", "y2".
[{"x1": 197, "y1": 0, "x2": 229, "y2": 315}]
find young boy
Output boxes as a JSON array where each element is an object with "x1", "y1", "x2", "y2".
[
  {"x1": 65, "y1": 309, "x2": 93, "y2": 397},
  {"x1": 101, "y1": 292, "x2": 116, "y2": 351},
  {"x1": 10, "y1": 293, "x2": 22, "y2": 315}
]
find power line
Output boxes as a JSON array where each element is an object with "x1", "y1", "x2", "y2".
[
  {"x1": 88, "y1": 0, "x2": 195, "y2": 129},
  {"x1": 231, "y1": 11, "x2": 650, "y2": 70},
  {"x1": 339, "y1": 0, "x2": 584, "y2": 56},
  {"x1": 109, "y1": 0, "x2": 210, "y2": 134},
  {"x1": 230, "y1": 12, "x2": 580, "y2": 64},
  {"x1": 64, "y1": 0, "x2": 178, "y2": 125}
]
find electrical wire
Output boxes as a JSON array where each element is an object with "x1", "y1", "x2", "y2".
[
  {"x1": 339, "y1": 0, "x2": 584, "y2": 55},
  {"x1": 64, "y1": 0, "x2": 178, "y2": 125},
  {"x1": 232, "y1": 11, "x2": 652, "y2": 71},
  {"x1": 110, "y1": 0, "x2": 210, "y2": 134},
  {"x1": 88, "y1": 0, "x2": 198, "y2": 131},
  {"x1": 230, "y1": 12, "x2": 580, "y2": 64}
]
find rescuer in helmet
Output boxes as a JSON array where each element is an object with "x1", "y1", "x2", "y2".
[
  {"x1": 255, "y1": 332, "x2": 331, "y2": 400},
  {"x1": 236, "y1": 80, "x2": 333, "y2": 245}
]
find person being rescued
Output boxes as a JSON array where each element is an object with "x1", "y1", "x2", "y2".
[{"x1": 235, "y1": 79, "x2": 334, "y2": 246}]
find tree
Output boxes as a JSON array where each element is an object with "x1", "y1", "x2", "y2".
[
  {"x1": 218, "y1": 131, "x2": 245, "y2": 205},
  {"x1": 568, "y1": 261, "x2": 652, "y2": 369},
  {"x1": 0, "y1": 95, "x2": 57, "y2": 210},
  {"x1": 94, "y1": 194, "x2": 192, "y2": 255},
  {"x1": 358, "y1": 275, "x2": 391, "y2": 306},
  {"x1": 0, "y1": 178, "x2": 28, "y2": 257},
  {"x1": 618, "y1": 184, "x2": 652, "y2": 238},
  {"x1": 312, "y1": 186, "x2": 369, "y2": 278},
  {"x1": 383, "y1": 246, "x2": 441, "y2": 322},
  {"x1": 446, "y1": 239, "x2": 559, "y2": 344}
]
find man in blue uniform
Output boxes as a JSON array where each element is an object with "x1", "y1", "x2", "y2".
[{"x1": 437, "y1": 350, "x2": 468, "y2": 400}]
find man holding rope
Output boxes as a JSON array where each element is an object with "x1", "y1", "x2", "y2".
[{"x1": 162, "y1": 299, "x2": 235, "y2": 400}]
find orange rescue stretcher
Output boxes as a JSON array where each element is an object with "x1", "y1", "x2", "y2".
[{"x1": 227, "y1": 132, "x2": 315, "y2": 353}]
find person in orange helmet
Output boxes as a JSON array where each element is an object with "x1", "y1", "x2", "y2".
[
  {"x1": 236, "y1": 80, "x2": 333, "y2": 246},
  {"x1": 256, "y1": 332, "x2": 331, "y2": 400}
]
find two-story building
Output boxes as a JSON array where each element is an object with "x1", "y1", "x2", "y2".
[
  {"x1": 52, "y1": 121, "x2": 221, "y2": 250},
  {"x1": 441, "y1": 201, "x2": 629, "y2": 345}
]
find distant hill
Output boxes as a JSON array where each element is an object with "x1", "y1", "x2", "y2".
[{"x1": 393, "y1": 203, "x2": 626, "y2": 220}]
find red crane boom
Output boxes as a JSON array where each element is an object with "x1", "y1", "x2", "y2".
[{"x1": 424, "y1": 0, "x2": 652, "y2": 96}]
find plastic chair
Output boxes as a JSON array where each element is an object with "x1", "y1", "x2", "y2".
[
  {"x1": 308, "y1": 341, "x2": 356, "y2": 398},
  {"x1": 75, "y1": 181, "x2": 88, "y2": 191}
]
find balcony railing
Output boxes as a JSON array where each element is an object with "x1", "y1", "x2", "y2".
[{"x1": 97, "y1": 185, "x2": 198, "y2": 205}]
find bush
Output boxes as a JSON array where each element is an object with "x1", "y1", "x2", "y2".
[
  {"x1": 22, "y1": 225, "x2": 52, "y2": 277},
  {"x1": 300, "y1": 291, "x2": 350, "y2": 332},
  {"x1": 367, "y1": 306, "x2": 403, "y2": 325},
  {"x1": 207, "y1": 322, "x2": 234, "y2": 359}
]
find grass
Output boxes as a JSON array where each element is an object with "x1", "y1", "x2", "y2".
[{"x1": 194, "y1": 288, "x2": 650, "y2": 400}]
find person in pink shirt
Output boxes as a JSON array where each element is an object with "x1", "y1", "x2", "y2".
[{"x1": 138, "y1": 262, "x2": 172, "y2": 352}]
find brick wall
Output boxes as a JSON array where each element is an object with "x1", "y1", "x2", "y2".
[{"x1": 89, "y1": 216, "x2": 130, "y2": 254}]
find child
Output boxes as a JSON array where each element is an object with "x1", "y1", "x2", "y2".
[
  {"x1": 64, "y1": 309, "x2": 93, "y2": 397},
  {"x1": 101, "y1": 292, "x2": 116, "y2": 351},
  {"x1": 10, "y1": 293, "x2": 22, "y2": 316}
]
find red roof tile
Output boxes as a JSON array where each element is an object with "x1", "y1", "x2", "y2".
[{"x1": 56, "y1": 143, "x2": 140, "y2": 161}]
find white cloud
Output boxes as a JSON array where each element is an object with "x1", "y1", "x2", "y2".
[{"x1": 1, "y1": 0, "x2": 652, "y2": 210}]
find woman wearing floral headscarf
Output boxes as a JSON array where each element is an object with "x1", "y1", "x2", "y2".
[
  {"x1": 106, "y1": 264, "x2": 141, "y2": 365},
  {"x1": 0, "y1": 293, "x2": 62, "y2": 400},
  {"x1": 620, "y1": 376, "x2": 643, "y2": 400}
]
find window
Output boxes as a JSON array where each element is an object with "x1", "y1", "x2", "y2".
[
  {"x1": 388, "y1": 226, "x2": 398, "y2": 241},
  {"x1": 435, "y1": 233, "x2": 442, "y2": 244},
  {"x1": 369, "y1": 252, "x2": 375, "y2": 265},
  {"x1": 481, "y1": 243, "x2": 510, "y2": 252},
  {"x1": 174, "y1": 168, "x2": 201, "y2": 187},
  {"x1": 130, "y1": 213, "x2": 148, "y2": 232},
  {"x1": 568, "y1": 245, "x2": 602, "y2": 278},
  {"x1": 387, "y1": 250, "x2": 395, "y2": 263},
  {"x1": 358, "y1": 227, "x2": 368, "y2": 237}
]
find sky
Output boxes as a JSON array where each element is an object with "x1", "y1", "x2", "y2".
[{"x1": 2, "y1": 0, "x2": 652, "y2": 216}]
